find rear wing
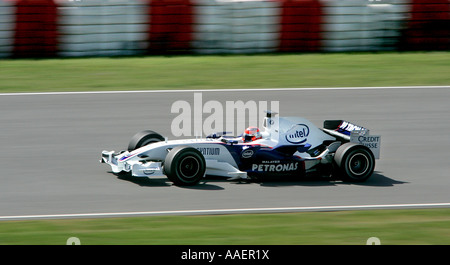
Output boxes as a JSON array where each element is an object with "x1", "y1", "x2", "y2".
[{"x1": 323, "y1": 120, "x2": 381, "y2": 159}]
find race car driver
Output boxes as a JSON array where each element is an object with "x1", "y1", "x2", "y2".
[{"x1": 242, "y1": 126, "x2": 262, "y2": 143}]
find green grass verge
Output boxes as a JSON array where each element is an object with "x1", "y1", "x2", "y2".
[
  {"x1": 0, "y1": 52, "x2": 449, "y2": 93},
  {"x1": 1, "y1": 208, "x2": 450, "y2": 245}
]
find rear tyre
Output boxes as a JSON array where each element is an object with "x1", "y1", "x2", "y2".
[
  {"x1": 164, "y1": 146, "x2": 206, "y2": 186},
  {"x1": 333, "y1": 143, "x2": 375, "y2": 182},
  {"x1": 127, "y1": 130, "x2": 165, "y2": 151}
]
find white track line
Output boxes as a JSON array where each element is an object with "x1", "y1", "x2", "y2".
[
  {"x1": 0, "y1": 86, "x2": 449, "y2": 96},
  {"x1": 1, "y1": 203, "x2": 450, "y2": 221}
]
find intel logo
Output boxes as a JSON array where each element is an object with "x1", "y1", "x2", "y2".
[
  {"x1": 241, "y1": 149, "x2": 254, "y2": 158},
  {"x1": 285, "y1": 124, "x2": 310, "y2": 144}
]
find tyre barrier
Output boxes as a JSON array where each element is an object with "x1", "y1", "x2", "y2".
[
  {"x1": 148, "y1": 0, "x2": 194, "y2": 54},
  {"x1": 13, "y1": 0, "x2": 58, "y2": 58},
  {"x1": 279, "y1": 0, "x2": 322, "y2": 52},
  {"x1": 0, "y1": 0, "x2": 448, "y2": 58},
  {"x1": 400, "y1": 0, "x2": 450, "y2": 50}
]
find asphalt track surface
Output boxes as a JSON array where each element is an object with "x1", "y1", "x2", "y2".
[{"x1": 1, "y1": 86, "x2": 449, "y2": 219}]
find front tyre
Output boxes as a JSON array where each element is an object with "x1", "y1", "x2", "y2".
[
  {"x1": 164, "y1": 146, "x2": 206, "y2": 186},
  {"x1": 333, "y1": 143, "x2": 375, "y2": 182},
  {"x1": 128, "y1": 130, "x2": 165, "y2": 151}
]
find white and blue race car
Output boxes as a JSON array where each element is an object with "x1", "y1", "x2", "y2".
[{"x1": 101, "y1": 111, "x2": 381, "y2": 186}]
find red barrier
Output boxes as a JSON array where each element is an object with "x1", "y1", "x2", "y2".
[
  {"x1": 13, "y1": 0, "x2": 58, "y2": 58},
  {"x1": 147, "y1": 0, "x2": 193, "y2": 54},
  {"x1": 278, "y1": 0, "x2": 323, "y2": 52},
  {"x1": 402, "y1": 0, "x2": 450, "y2": 50}
]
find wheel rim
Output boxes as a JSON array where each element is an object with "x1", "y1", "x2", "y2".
[
  {"x1": 348, "y1": 153, "x2": 370, "y2": 176},
  {"x1": 178, "y1": 156, "x2": 200, "y2": 179}
]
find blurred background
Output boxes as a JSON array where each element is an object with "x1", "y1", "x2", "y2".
[{"x1": 0, "y1": 0, "x2": 448, "y2": 58}]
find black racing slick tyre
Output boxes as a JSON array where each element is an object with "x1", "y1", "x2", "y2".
[
  {"x1": 333, "y1": 143, "x2": 375, "y2": 182},
  {"x1": 127, "y1": 130, "x2": 165, "y2": 151},
  {"x1": 164, "y1": 146, "x2": 206, "y2": 186}
]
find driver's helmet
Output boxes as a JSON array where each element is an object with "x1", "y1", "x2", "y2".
[{"x1": 242, "y1": 126, "x2": 262, "y2": 142}]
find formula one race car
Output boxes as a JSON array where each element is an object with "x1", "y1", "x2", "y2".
[{"x1": 101, "y1": 111, "x2": 381, "y2": 186}]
